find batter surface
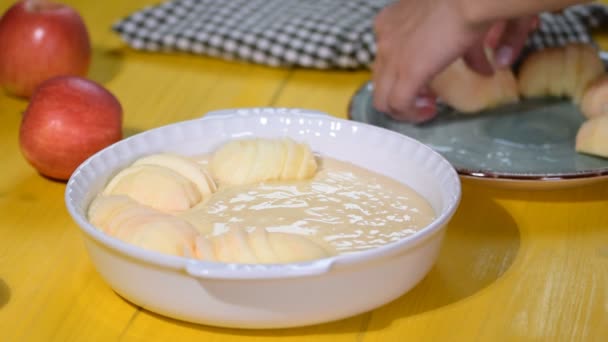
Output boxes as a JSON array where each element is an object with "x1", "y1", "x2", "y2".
[{"x1": 184, "y1": 156, "x2": 436, "y2": 254}]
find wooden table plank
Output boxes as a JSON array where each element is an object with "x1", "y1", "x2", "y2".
[
  {"x1": 273, "y1": 69, "x2": 370, "y2": 118},
  {"x1": 363, "y1": 182, "x2": 608, "y2": 341},
  {"x1": 0, "y1": 0, "x2": 607, "y2": 341}
]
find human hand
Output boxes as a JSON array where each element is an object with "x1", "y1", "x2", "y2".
[
  {"x1": 463, "y1": 16, "x2": 539, "y2": 75},
  {"x1": 372, "y1": 0, "x2": 538, "y2": 123}
]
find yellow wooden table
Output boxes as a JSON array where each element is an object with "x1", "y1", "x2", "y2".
[{"x1": 1, "y1": 1, "x2": 607, "y2": 341}]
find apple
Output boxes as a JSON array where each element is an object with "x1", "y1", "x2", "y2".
[
  {"x1": 19, "y1": 76, "x2": 123, "y2": 181},
  {"x1": 0, "y1": 0, "x2": 91, "y2": 97}
]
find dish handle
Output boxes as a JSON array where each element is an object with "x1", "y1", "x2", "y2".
[{"x1": 184, "y1": 258, "x2": 335, "y2": 280}]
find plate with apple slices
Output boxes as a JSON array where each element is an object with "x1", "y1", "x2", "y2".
[{"x1": 348, "y1": 47, "x2": 608, "y2": 189}]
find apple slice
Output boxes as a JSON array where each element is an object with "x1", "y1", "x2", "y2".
[
  {"x1": 133, "y1": 153, "x2": 217, "y2": 198},
  {"x1": 248, "y1": 139, "x2": 285, "y2": 184},
  {"x1": 576, "y1": 115, "x2": 608, "y2": 158},
  {"x1": 211, "y1": 139, "x2": 257, "y2": 186},
  {"x1": 211, "y1": 138, "x2": 318, "y2": 186},
  {"x1": 212, "y1": 228, "x2": 258, "y2": 263},
  {"x1": 103, "y1": 164, "x2": 201, "y2": 212},
  {"x1": 113, "y1": 216, "x2": 198, "y2": 257},
  {"x1": 430, "y1": 58, "x2": 520, "y2": 113},
  {"x1": 518, "y1": 43, "x2": 605, "y2": 103},
  {"x1": 194, "y1": 236, "x2": 217, "y2": 261},
  {"x1": 248, "y1": 227, "x2": 280, "y2": 264},
  {"x1": 580, "y1": 75, "x2": 608, "y2": 119},
  {"x1": 267, "y1": 233, "x2": 329, "y2": 264}
]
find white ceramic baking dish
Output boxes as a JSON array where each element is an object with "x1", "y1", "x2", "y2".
[{"x1": 65, "y1": 107, "x2": 461, "y2": 329}]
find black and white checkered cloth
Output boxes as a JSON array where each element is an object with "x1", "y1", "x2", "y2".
[
  {"x1": 528, "y1": 4, "x2": 608, "y2": 49},
  {"x1": 112, "y1": 0, "x2": 608, "y2": 70}
]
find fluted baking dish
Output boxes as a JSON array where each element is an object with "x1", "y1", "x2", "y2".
[{"x1": 65, "y1": 108, "x2": 461, "y2": 329}]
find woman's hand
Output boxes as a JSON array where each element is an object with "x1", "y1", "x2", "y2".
[
  {"x1": 372, "y1": 0, "x2": 538, "y2": 123},
  {"x1": 464, "y1": 16, "x2": 539, "y2": 75}
]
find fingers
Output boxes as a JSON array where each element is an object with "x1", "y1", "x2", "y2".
[
  {"x1": 484, "y1": 21, "x2": 507, "y2": 49},
  {"x1": 371, "y1": 56, "x2": 394, "y2": 115},
  {"x1": 494, "y1": 16, "x2": 539, "y2": 68},
  {"x1": 371, "y1": 0, "x2": 505, "y2": 123},
  {"x1": 371, "y1": 7, "x2": 395, "y2": 115},
  {"x1": 464, "y1": 16, "x2": 538, "y2": 74},
  {"x1": 372, "y1": 44, "x2": 437, "y2": 122},
  {"x1": 463, "y1": 21, "x2": 506, "y2": 75},
  {"x1": 463, "y1": 41, "x2": 495, "y2": 76},
  {"x1": 530, "y1": 15, "x2": 540, "y2": 31},
  {"x1": 410, "y1": 88, "x2": 438, "y2": 123},
  {"x1": 493, "y1": 18, "x2": 529, "y2": 67},
  {"x1": 372, "y1": 49, "x2": 438, "y2": 123},
  {"x1": 463, "y1": 20, "x2": 507, "y2": 76},
  {"x1": 386, "y1": 76, "x2": 437, "y2": 123}
]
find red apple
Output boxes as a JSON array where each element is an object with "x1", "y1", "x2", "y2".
[
  {"x1": 19, "y1": 76, "x2": 123, "y2": 181},
  {"x1": 0, "y1": 0, "x2": 91, "y2": 97}
]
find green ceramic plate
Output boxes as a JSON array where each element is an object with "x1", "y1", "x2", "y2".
[{"x1": 348, "y1": 81, "x2": 608, "y2": 189}]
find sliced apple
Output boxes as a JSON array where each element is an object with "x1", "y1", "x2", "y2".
[
  {"x1": 431, "y1": 58, "x2": 520, "y2": 113},
  {"x1": 103, "y1": 164, "x2": 200, "y2": 212},
  {"x1": 518, "y1": 43, "x2": 605, "y2": 103},
  {"x1": 248, "y1": 227, "x2": 279, "y2": 263},
  {"x1": 114, "y1": 217, "x2": 198, "y2": 257},
  {"x1": 576, "y1": 115, "x2": 608, "y2": 158},
  {"x1": 212, "y1": 138, "x2": 317, "y2": 186},
  {"x1": 133, "y1": 153, "x2": 217, "y2": 198},
  {"x1": 267, "y1": 232, "x2": 329, "y2": 263},
  {"x1": 580, "y1": 75, "x2": 608, "y2": 119}
]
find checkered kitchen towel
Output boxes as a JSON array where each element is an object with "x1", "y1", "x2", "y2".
[{"x1": 112, "y1": 0, "x2": 608, "y2": 70}]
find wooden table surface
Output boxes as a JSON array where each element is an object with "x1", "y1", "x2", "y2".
[{"x1": 1, "y1": 1, "x2": 607, "y2": 341}]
